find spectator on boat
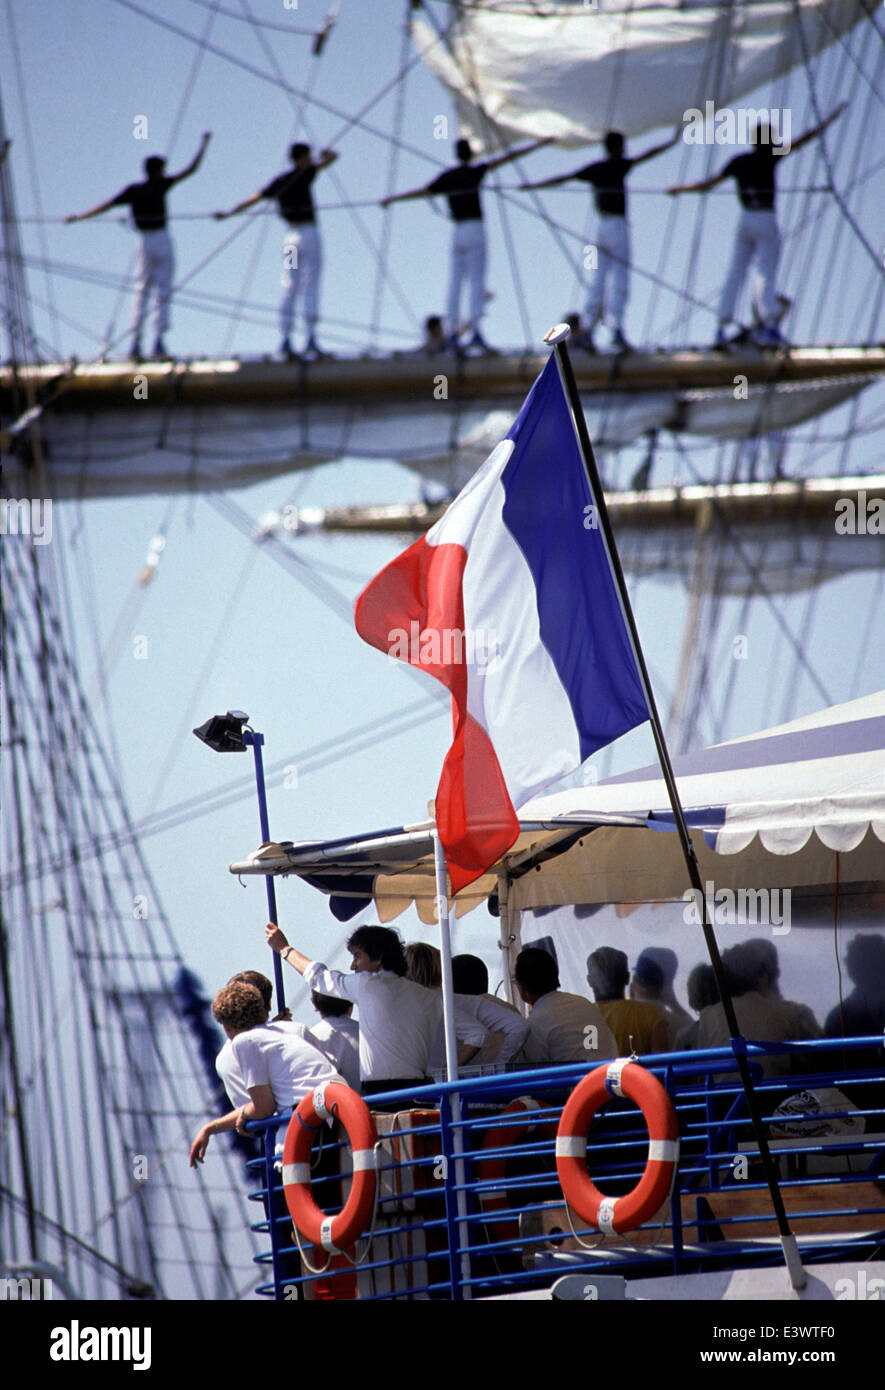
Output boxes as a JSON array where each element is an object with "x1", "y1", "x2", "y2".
[
  {"x1": 520, "y1": 129, "x2": 678, "y2": 353},
  {"x1": 190, "y1": 980, "x2": 343, "y2": 1166},
  {"x1": 740, "y1": 938, "x2": 821, "y2": 1036},
  {"x1": 631, "y1": 947, "x2": 693, "y2": 1043},
  {"x1": 586, "y1": 946, "x2": 670, "y2": 1055},
  {"x1": 308, "y1": 991, "x2": 361, "y2": 1092},
  {"x1": 65, "y1": 133, "x2": 211, "y2": 362},
  {"x1": 215, "y1": 969, "x2": 313, "y2": 1108},
  {"x1": 215, "y1": 142, "x2": 339, "y2": 361},
  {"x1": 693, "y1": 941, "x2": 822, "y2": 1077},
  {"x1": 667, "y1": 104, "x2": 846, "y2": 347},
  {"x1": 673, "y1": 962, "x2": 719, "y2": 1050},
  {"x1": 514, "y1": 946, "x2": 616, "y2": 1067},
  {"x1": 405, "y1": 942, "x2": 528, "y2": 1069},
  {"x1": 381, "y1": 136, "x2": 550, "y2": 354},
  {"x1": 825, "y1": 934, "x2": 885, "y2": 1053},
  {"x1": 445, "y1": 951, "x2": 529, "y2": 1068},
  {"x1": 405, "y1": 941, "x2": 442, "y2": 988},
  {"x1": 265, "y1": 922, "x2": 485, "y2": 1100}
]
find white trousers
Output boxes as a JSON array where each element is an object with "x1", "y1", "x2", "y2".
[
  {"x1": 719, "y1": 209, "x2": 781, "y2": 325},
  {"x1": 584, "y1": 215, "x2": 630, "y2": 331},
  {"x1": 131, "y1": 229, "x2": 174, "y2": 342},
  {"x1": 447, "y1": 219, "x2": 487, "y2": 336},
  {"x1": 280, "y1": 223, "x2": 321, "y2": 338}
]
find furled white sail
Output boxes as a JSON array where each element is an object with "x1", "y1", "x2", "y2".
[
  {"x1": 5, "y1": 375, "x2": 871, "y2": 499},
  {"x1": 413, "y1": 0, "x2": 872, "y2": 148}
]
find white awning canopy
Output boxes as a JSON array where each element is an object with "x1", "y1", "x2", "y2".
[{"x1": 230, "y1": 690, "x2": 885, "y2": 921}]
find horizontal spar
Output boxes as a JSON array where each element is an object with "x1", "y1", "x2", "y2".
[{"x1": 3, "y1": 346, "x2": 885, "y2": 412}]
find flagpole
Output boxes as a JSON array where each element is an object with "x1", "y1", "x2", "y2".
[
  {"x1": 434, "y1": 830, "x2": 461, "y2": 1088},
  {"x1": 433, "y1": 830, "x2": 473, "y2": 1297},
  {"x1": 545, "y1": 322, "x2": 806, "y2": 1291}
]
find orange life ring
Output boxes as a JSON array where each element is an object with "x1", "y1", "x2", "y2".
[
  {"x1": 476, "y1": 1096, "x2": 542, "y2": 1244},
  {"x1": 282, "y1": 1082, "x2": 378, "y2": 1253},
  {"x1": 555, "y1": 1059, "x2": 679, "y2": 1235}
]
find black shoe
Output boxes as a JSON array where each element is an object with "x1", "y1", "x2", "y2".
[
  {"x1": 303, "y1": 337, "x2": 332, "y2": 360},
  {"x1": 152, "y1": 338, "x2": 171, "y2": 360},
  {"x1": 279, "y1": 337, "x2": 300, "y2": 361},
  {"x1": 612, "y1": 329, "x2": 632, "y2": 353},
  {"x1": 129, "y1": 341, "x2": 143, "y2": 362}
]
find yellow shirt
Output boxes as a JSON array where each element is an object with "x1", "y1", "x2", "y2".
[{"x1": 599, "y1": 998, "x2": 670, "y2": 1055}]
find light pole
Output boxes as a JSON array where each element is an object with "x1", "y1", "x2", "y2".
[{"x1": 193, "y1": 710, "x2": 286, "y2": 1012}]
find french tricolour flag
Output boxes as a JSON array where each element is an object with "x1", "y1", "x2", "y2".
[{"x1": 355, "y1": 355, "x2": 649, "y2": 894}]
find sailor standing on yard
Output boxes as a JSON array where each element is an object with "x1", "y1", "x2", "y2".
[
  {"x1": 215, "y1": 143, "x2": 338, "y2": 360},
  {"x1": 667, "y1": 104, "x2": 847, "y2": 347},
  {"x1": 65, "y1": 133, "x2": 211, "y2": 361},
  {"x1": 520, "y1": 130, "x2": 678, "y2": 353},
  {"x1": 381, "y1": 137, "x2": 549, "y2": 354}
]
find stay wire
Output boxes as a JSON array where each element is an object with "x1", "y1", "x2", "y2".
[
  {"x1": 368, "y1": 1, "x2": 413, "y2": 352},
  {"x1": 670, "y1": 434, "x2": 833, "y2": 710},
  {"x1": 108, "y1": 0, "x2": 445, "y2": 168},
  {"x1": 3, "y1": 0, "x2": 63, "y2": 360},
  {"x1": 794, "y1": 0, "x2": 885, "y2": 279},
  {"x1": 166, "y1": 0, "x2": 221, "y2": 157}
]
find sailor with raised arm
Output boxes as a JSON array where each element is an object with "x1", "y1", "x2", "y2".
[
  {"x1": 215, "y1": 143, "x2": 338, "y2": 361},
  {"x1": 520, "y1": 130, "x2": 678, "y2": 354},
  {"x1": 65, "y1": 133, "x2": 211, "y2": 362},
  {"x1": 381, "y1": 136, "x2": 550, "y2": 355},
  {"x1": 667, "y1": 103, "x2": 847, "y2": 348},
  {"x1": 266, "y1": 922, "x2": 485, "y2": 1102}
]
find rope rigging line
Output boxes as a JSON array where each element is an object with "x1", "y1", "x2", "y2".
[
  {"x1": 0, "y1": 682, "x2": 443, "y2": 894},
  {"x1": 183, "y1": 0, "x2": 317, "y2": 37},
  {"x1": 3, "y1": 540, "x2": 254, "y2": 1297},
  {"x1": 794, "y1": 0, "x2": 885, "y2": 280},
  {"x1": 0, "y1": 1182, "x2": 159, "y2": 1294},
  {"x1": 217, "y1": 202, "x2": 272, "y2": 355},
  {"x1": 230, "y1": 0, "x2": 422, "y2": 335},
  {"x1": 368, "y1": 1, "x2": 414, "y2": 352},
  {"x1": 3, "y1": 2, "x2": 63, "y2": 362},
  {"x1": 670, "y1": 434, "x2": 834, "y2": 710},
  {"x1": 15, "y1": 249, "x2": 423, "y2": 343},
  {"x1": 3, "y1": 547, "x2": 133, "y2": 1288},
  {"x1": 141, "y1": 511, "x2": 265, "y2": 814},
  {"x1": 166, "y1": 0, "x2": 222, "y2": 158},
  {"x1": 107, "y1": 0, "x2": 447, "y2": 168}
]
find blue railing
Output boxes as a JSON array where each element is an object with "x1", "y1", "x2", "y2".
[{"x1": 243, "y1": 1036, "x2": 885, "y2": 1300}]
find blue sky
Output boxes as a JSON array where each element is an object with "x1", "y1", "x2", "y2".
[{"x1": 4, "y1": 0, "x2": 884, "y2": 1027}]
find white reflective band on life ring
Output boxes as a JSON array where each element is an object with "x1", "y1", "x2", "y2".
[
  {"x1": 597, "y1": 1197, "x2": 618, "y2": 1235},
  {"x1": 320, "y1": 1216, "x2": 338, "y2": 1253},
  {"x1": 352, "y1": 1148, "x2": 377, "y2": 1172},
  {"x1": 312, "y1": 1083, "x2": 330, "y2": 1120},
  {"x1": 517, "y1": 1096, "x2": 541, "y2": 1113},
  {"x1": 648, "y1": 1139, "x2": 680, "y2": 1162},
  {"x1": 605, "y1": 1058, "x2": 632, "y2": 1097},
  {"x1": 282, "y1": 1162, "x2": 312, "y2": 1186},
  {"x1": 555, "y1": 1136, "x2": 585, "y2": 1158}
]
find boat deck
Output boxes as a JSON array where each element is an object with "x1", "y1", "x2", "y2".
[{"x1": 243, "y1": 1035, "x2": 885, "y2": 1301}]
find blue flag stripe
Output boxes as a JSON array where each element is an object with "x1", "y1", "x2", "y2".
[{"x1": 500, "y1": 357, "x2": 649, "y2": 760}]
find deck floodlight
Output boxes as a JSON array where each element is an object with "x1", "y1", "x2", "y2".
[
  {"x1": 192, "y1": 709, "x2": 287, "y2": 1011},
  {"x1": 192, "y1": 709, "x2": 250, "y2": 753}
]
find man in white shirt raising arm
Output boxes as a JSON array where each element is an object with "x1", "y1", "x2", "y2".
[{"x1": 266, "y1": 922, "x2": 485, "y2": 1100}]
